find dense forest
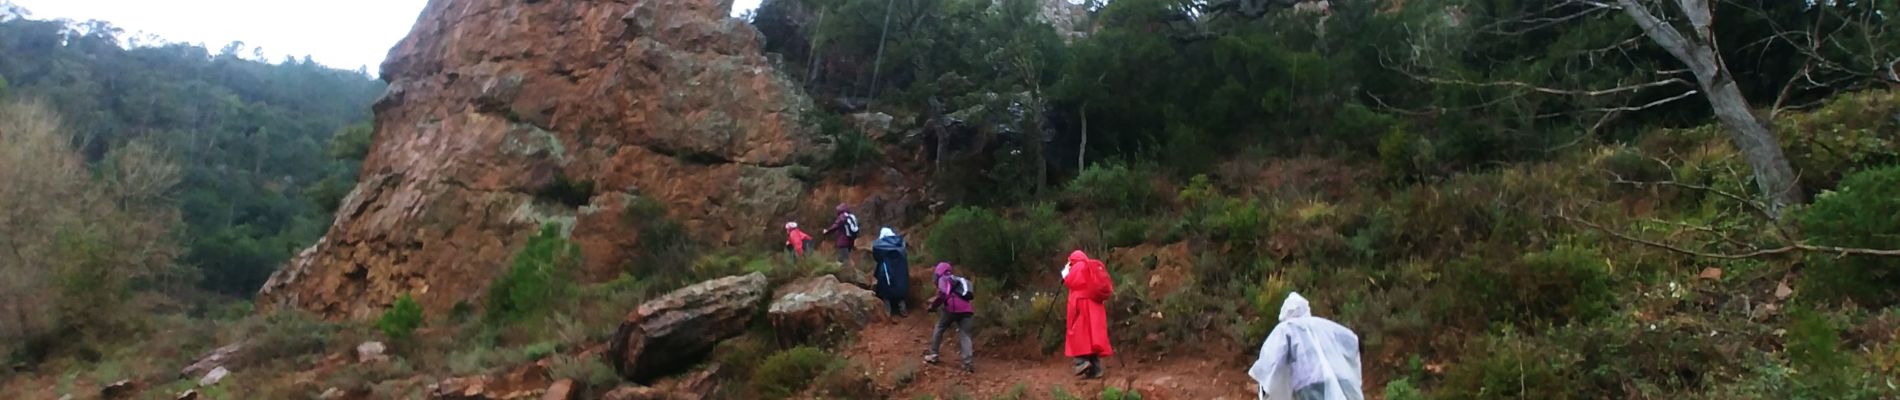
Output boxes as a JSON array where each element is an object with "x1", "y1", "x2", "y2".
[
  {"x1": 3, "y1": 0, "x2": 1900, "y2": 398},
  {"x1": 0, "y1": 6, "x2": 384, "y2": 301}
]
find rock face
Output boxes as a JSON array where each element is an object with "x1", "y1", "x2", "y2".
[
  {"x1": 257, "y1": 0, "x2": 824, "y2": 319},
  {"x1": 768, "y1": 274, "x2": 882, "y2": 344},
  {"x1": 609, "y1": 273, "x2": 767, "y2": 382}
]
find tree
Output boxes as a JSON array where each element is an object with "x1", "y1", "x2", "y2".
[{"x1": 1611, "y1": 0, "x2": 1801, "y2": 215}]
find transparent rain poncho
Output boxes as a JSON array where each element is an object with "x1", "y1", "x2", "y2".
[{"x1": 1247, "y1": 292, "x2": 1364, "y2": 400}]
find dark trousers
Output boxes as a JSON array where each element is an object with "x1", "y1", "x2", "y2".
[
  {"x1": 928, "y1": 312, "x2": 973, "y2": 366},
  {"x1": 884, "y1": 297, "x2": 907, "y2": 316}
]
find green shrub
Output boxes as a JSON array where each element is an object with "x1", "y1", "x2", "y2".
[
  {"x1": 752, "y1": 346, "x2": 843, "y2": 398},
  {"x1": 247, "y1": 310, "x2": 338, "y2": 365},
  {"x1": 1787, "y1": 308, "x2": 1854, "y2": 396},
  {"x1": 1100, "y1": 387, "x2": 1143, "y2": 400},
  {"x1": 1798, "y1": 165, "x2": 1900, "y2": 306},
  {"x1": 624, "y1": 197, "x2": 696, "y2": 287},
  {"x1": 1438, "y1": 331, "x2": 1579, "y2": 400},
  {"x1": 1382, "y1": 377, "x2": 1424, "y2": 400},
  {"x1": 548, "y1": 353, "x2": 621, "y2": 388},
  {"x1": 1377, "y1": 128, "x2": 1433, "y2": 181},
  {"x1": 485, "y1": 224, "x2": 581, "y2": 326},
  {"x1": 1450, "y1": 245, "x2": 1613, "y2": 325},
  {"x1": 813, "y1": 361, "x2": 881, "y2": 398},
  {"x1": 377, "y1": 294, "x2": 424, "y2": 340},
  {"x1": 1066, "y1": 164, "x2": 1162, "y2": 213},
  {"x1": 1778, "y1": 90, "x2": 1900, "y2": 191},
  {"x1": 927, "y1": 204, "x2": 1064, "y2": 289},
  {"x1": 829, "y1": 130, "x2": 881, "y2": 170}
]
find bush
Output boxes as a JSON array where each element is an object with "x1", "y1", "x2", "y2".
[
  {"x1": 485, "y1": 224, "x2": 581, "y2": 326},
  {"x1": 1449, "y1": 245, "x2": 1613, "y2": 325},
  {"x1": 752, "y1": 346, "x2": 844, "y2": 398},
  {"x1": 377, "y1": 293, "x2": 424, "y2": 340},
  {"x1": 1382, "y1": 377, "x2": 1424, "y2": 400},
  {"x1": 927, "y1": 204, "x2": 1064, "y2": 289},
  {"x1": 1438, "y1": 331, "x2": 1579, "y2": 400},
  {"x1": 548, "y1": 353, "x2": 621, "y2": 389},
  {"x1": 1066, "y1": 164, "x2": 1162, "y2": 213},
  {"x1": 625, "y1": 197, "x2": 696, "y2": 287},
  {"x1": 829, "y1": 130, "x2": 881, "y2": 170},
  {"x1": 1377, "y1": 128, "x2": 1433, "y2": 181},
  {"x1": 247, "y1": 310, "x2": 338, "y2": 366},
  {"x1": 1100, "y1": 387, "x2": 1143, "y2": 400},
  {"x1": 1798, "y1": 165, "x2": 1900, "y2": 306}
]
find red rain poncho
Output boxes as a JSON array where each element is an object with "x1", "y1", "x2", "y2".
[{"x1": 1063, "y1": 250, "x2": 1114, "y2": 358}]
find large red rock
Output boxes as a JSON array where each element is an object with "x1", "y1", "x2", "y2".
[
  {"x1": 256, "y1": 0, "x2": 826, "y2": 319},
  {"x1": 609, "y1": 273, "x2": 766, "y2": 383}
]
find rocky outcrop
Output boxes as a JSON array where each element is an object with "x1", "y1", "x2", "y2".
[
  {"x1": 180, "y1": 342, "x2": 246, "y2": 379},
  {"x1": 257, "y1": 0, "x2": 826, "y2": 319},
  {"x1": 768, "y1": 274, "x2": 882, "y2": 344},
  {"x1": 609, "y1": 273, "x2": 767, "y2": 382}
]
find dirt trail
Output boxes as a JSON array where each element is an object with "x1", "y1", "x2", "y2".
[{"x1": 842, "y1": 312, "x2": 1258, "y2": 400}]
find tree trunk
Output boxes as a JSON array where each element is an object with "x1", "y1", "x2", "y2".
[
  {"x1": 1617, "y1": 0, "x2": 1803, "y2": 216},
  {"x1": 1078, "y1": 102, "x2": 1088, "y2": 171},
  {"x1": 805, "y1": 9, "x2": 826, "y2": 88},
  {"x1": 867, "y1": 0, "x2": 896, "y2": 104}
]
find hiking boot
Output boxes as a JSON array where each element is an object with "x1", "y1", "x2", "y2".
[
  {"x1": 1085, "y1": 364, "x2": 1106, "y2": 380},
  {"x1": 923, "y1": 354, "x2": 941, "y2": 365},
  {"x1": 1072, "y1": 360, "x2": 1091, "y2": 376},
  {"x1": 961, "y1": 363, "x2": 975, "y2": 373}
]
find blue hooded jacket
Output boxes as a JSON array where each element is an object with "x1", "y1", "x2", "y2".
[{"x1": 870, "y1": 228, "x2": 910, "y2": 300}]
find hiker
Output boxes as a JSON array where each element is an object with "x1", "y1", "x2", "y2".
[
  {"x1": 821, "y1": 203, "x2": 861, "y2": 267},
  {"x1": 1247, "y1": 292, "x2": 1364, "y2": 400},
  {"x1": 870, "y1": 227, "x2": 911, "y2": 317},
  {"x1": 924, "y1": 262, "x2": 975, "y2": 373},
  {"x1": 1062, "y1": 250, "x2": 1114, "y2": 379},
  {"x1": 784, "y1": 222, "x2": 813, "y2": 261}
]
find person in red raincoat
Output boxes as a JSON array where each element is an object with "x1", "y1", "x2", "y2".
[{"x1": 1063, "y1": 250, "x2": 1114, "y2": 379}]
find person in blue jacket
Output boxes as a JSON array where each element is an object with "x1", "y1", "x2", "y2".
[{"x1": 870, "y1": 227, "x2": 911, "y2": 317}]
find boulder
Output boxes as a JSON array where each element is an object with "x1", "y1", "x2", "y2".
[
  {"x1": 356, "y1": 341, "x2": 389, "y2": 363},
  {"x1": 768, "y1": 275, "x2": 882, "y2": 344},
  {"x1": 609, "y1": 273, "x2": 767, "y2": 383},
  {"x1": 541, "y1": 380, "x2": 575, "y2": 400},
  {"x1": 198, "y1": 367, "x2": 229, "y2": 387},
  {"x1": 180, "y1": 342, "x2": 245, "y2": 379}
]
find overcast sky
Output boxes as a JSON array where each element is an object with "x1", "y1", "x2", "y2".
[{"x1": 11, "y1": 0, "x2": 766, "y2": 74}]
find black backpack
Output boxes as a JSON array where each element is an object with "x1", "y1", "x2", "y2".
[
  {"x1": 949, "y1": 276, "x2": 974, "y2": 301},
  {"x1": 844, "y1": 213, "x2": 861, "y2": 238}
]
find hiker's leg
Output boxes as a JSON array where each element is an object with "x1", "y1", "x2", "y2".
[
  {"x1": 927, "y1": 311, "x2": 952, "y2": 357},
  {"x1": 955, "y1": 313, "x2": 974, "y2": 366}
]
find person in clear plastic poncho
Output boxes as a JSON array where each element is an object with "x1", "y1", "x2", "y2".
[{"x1": 1248, "y1": 292, "x2": 1364, "y2": 400}]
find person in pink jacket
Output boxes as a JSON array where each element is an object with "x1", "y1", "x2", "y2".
[{"x1": 923, "y1": 262, "x2": 976, "y2": 373}]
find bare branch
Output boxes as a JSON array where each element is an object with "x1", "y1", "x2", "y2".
[
  {"x1": 1559, "y1": 212, "x2": 1900, "y2": 259},
  {"x1": 1402, "y1": 70, "x2": 1690, "y2": 97}
]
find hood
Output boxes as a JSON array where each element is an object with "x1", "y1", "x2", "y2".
[
  {"x1": 836, "y1": 203, "x2": 851, "y2": 213},
  {"x1": 785, "y1": 222, "x2": 798, "y2": 231},
  {"x1": 878, "y1": 227, "x2": 897, "y2": 239},
  {"x1": 1279, "y1": 292, "x2": 1312, "y2": 322},
  {"x1": 934, "y1": 262, "x2": 953, "y2": 277},
  {"x1": 1068, "y1": 250, "x2": 1090, "y2": 266}
]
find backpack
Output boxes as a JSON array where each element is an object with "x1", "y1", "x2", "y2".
[
  {"x1": 844, "y1": 213, "x2": 861, "y2": 238},
  {"x1": 949, "y1": 276, "x2": 974, "y2": 301}
]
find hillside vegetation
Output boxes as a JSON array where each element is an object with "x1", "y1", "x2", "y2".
[{"x1": 3, "y1": 0, "x2": 1900, "y2": 399}]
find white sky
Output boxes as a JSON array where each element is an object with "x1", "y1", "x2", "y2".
[{"x1": 11, "y1": 0, "x2": 765, "y2": 74}]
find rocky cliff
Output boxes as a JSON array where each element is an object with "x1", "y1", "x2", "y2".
[{"x1": 258, "y1": 0, "x2": 827, "y2": 319}]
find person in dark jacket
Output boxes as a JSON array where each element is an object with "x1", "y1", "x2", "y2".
[
  {"x1": 821, "y1": 203, "x2": 860, "y2": 267},
  {"x1": 870, "y1": 227, "x2": 911, "y2": 317}
]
